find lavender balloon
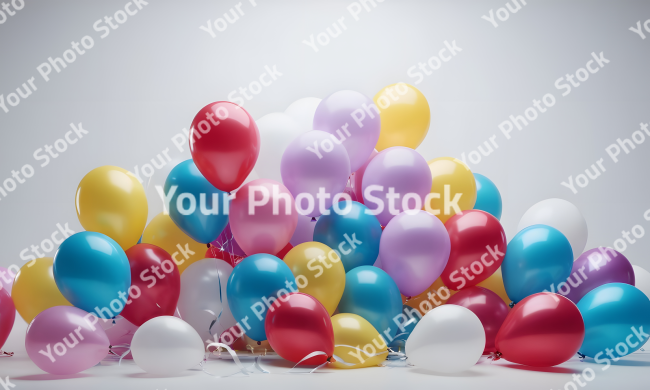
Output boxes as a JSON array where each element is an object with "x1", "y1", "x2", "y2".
[
  {"x1": 281, "y1": 130, "x2": 351, "y2": 218},
  {"x1": 560, "y1": 247, "x2": 635, "y2": 303},
  {"x1": 211, "y1": 223, "x2": 245, "y2": 257},
  {"x1": 380, "y1": 211, "x2": 451, "y2": 297},
  {"x1": 361, "y1": 146, "x2": 432, "y2": 226},
  {"x1": 313, "y1": 90, "x2": 380, "y2": 171},
  {"x1": 290, "y1": 214, "x2": 318, "y2": 246}
]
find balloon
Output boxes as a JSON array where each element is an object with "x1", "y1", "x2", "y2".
[
  {"x1": 338, "y1": 266, "x2": 402, "y2": 339},
  {"x1": 26, "y1": 306, "x2": 110, "y2": 375},
  {"x1": 518, "y1": 198, "x2": 588, "y2": 259},
  {"x1": 75, "y1": 165, "x2": 148, "y2": 250},
  {"x1": 283, "y1": 242, "x2": 346, "y2": 315},
  {"x1": 165, "y1": 159, "x2": 229, "y2": 244},
  {"x1": 388, "y1": 305, "x2": 420, "y2": 352},
  {"x1": 142, "y1": 212, "x2": 206, "y2": 273},
  {"x1": 406, "y1": 305, "x2": 485, "y2": 373},
  {"x1": 577, "y1": 283, "x2": 650, "y2": 358},
  {"x1": 131, "y1": 316, "x2": 204, "y2": 375},
  {"x1": 226, "y1": 254, "x2": 296, "y2": 341},
  {"x1": 290, "y1": 215, "x2": 317, "y2": 247},
  {"x1": 281, "y1": 130, "x2": 351, "y2": 217},
  {"x1": 441, "y1": 210, "x2": 506, "y2": 290},
  {"x1": 560, "y1": 247, "x2": 634, "y2": 303},
  {"x1": 0, "y1": 266, "x2": 15, "y2": 294},
  {"x1": 313, "y1": 90, "x2": 380, "y2": 171},
  {"x1": 380, "y1": 210, "x2": 450, "y2": 297},
  {"x1": 331, "y1": 313, "x2": 388, "y2": 368},
  {"x1": 403, "y1": 277, "x2": 452, "y2": 315},
  {"x1": 447, "y1": 287, "x2": 509, "y2": 354},
  {"x1": 476, "y1": 267, "x2": 510, "y2": 306},
  {"x1": 502, "y1": 225, "x2": 573, "y2": 304},
  {"x1": 426, "y1": 157, "x2": 477, "y2": 223},
  {"x1": 473, "y1": 173, "x2": 502, "y2": 220},
  {"x1": 53, "y1": 232, "x2": 131, "y2": 317},
  {"x1": 361, "y1": 147, "x2": 432, "y2": 226},
  {"x1": 633, "y1": 265, "x2": 650, "y2": 300},
  {"x1": 373, "y1": 83, "x2": 430, "y2": 151},
  {"x1": 265, "y1": 292, "x2": 334, "y2": 365},
  {"x1": 230, "y1": 179, "x2": 298, "y2": 256},
  {"x1": 12, "y1": 258, "x2": 72, "y2": 323},
  {"x1": 189, "y1": 101, "x2": 260, "y2": 193},
  {"x1": 285, "y1": 97, "x2": 321, "y2": 132},
  {"x1": 120, "y1": 244, "x2": 180, "y2": 326},
  {"x1": 254, "y1": 112, "x2": 303, "y2": 182},
  {"x1": 313, "y1": 201, "x2": 382, "y2": 273},
  {"x1": 496, "y1": 292, "x2": 584, "y2": 366},
  {"x1": 351, "y1": 149, "x2": 378, "y2": 204},
  {"x1": 211, "y1": 222, "x2": 246, "y2": 257},
  {"x1": 0, "y1": 289, "x2": 15, "y2": 350},
  {"x1": 178, "y1": 258, "x2": 236, "y2": 346},
  {"x1": 104, "y1": 316, "x2": 138, "y2": 359}
]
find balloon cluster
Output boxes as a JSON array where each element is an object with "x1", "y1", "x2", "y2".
[{"x1": 2, "y1": 83, "x2": 650, "y2": 377}]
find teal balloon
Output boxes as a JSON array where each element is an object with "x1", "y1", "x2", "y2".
[
  {"x1": 165, "y1": 159, "x2": 229, "y2": 244},
  {"x1": 338, "y1": 266, "x2": 402, "y2": 338},
  {"x1": 53, "y1": 232, "x2": 131, "y2": 317},
  {"x1": 578, "y1": 283, "x2": 650, "y2": 358},
  {"x1": 502, "y1": 225, "x2": 573, "y2": 304},
  {"x1": 226, "y1": 254, "x2": 296, "y2": 341},
  {"x1": 313, "y1": 200, "x2": 382, "y2": 273},
  {"x1": 474, "y1": 173, "x2": 502, "y2": 220},
  {"x1": 389, "y1": 305, "x2": 420, "y2": 351}
]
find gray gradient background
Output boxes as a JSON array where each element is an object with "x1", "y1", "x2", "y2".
[{"x1": 1, "y1": 0, "x2": 650, "y2": 388}]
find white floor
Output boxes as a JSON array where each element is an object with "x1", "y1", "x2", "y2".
[{"x1": 3, "y1": 316, "x2": 650, "y2": 390}]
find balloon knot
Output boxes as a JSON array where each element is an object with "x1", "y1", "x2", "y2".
[
  {"x1": 488, "y1": 352, "x2": 502, "y2": 362},
  {"x1": 577, "y1": 352, "x2": 586, "y2": 361},
  {"x1": 257, "y1": 341, "x2": 261, "y2": 346},
  {"x1": 311, "y1": 217, "x2": 317, "y2": 222},
  {"x1": 508, "y1": 301, "x2": 515, "y2": 308},
  {"x1": 207, "y1": 243, "x2": 211, "y2": 248},
  {"x1": 327, "y1": 356, "x2": 336, "y2": 363}
]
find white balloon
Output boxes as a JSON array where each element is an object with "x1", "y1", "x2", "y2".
[
  {"x1": 254, "y1": 112, "x2": 302, "y2": 182},
  {"x1": 131, "y1": 316, "x2": 204, "y2": 375},
  {"x1": 285, "y1": 97, "x2": 322, "y2": 132},
  {"x1": 406, "y1": 305, "x2": 485, "y2": 373},
  {"x1": 145, "y1": 156, "x2": 188, "y2": 223},
  {"x1": 518, "y1": 198, "x2": 588, "y2": 259},
  {"x1": 177, "y1": 258, "x2": 236, "y2": 346}
]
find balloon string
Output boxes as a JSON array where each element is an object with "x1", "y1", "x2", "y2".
[
  {"x1": 202, "y1": 342, "x2": 252, "y2": 377},
  {"x1": 0, "y1": 351, "x2": 13, "y2": 357},
  {"x1": 175, "y1": 306, "x2": 182, "y2": 320},
  {"x1": 205, "y1": 269, "x2": 224, "y2": 340},
  {"x1": 108, "y1": 344, "x2": 131, "y2": 366}
]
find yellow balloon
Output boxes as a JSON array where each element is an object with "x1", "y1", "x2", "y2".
[
  {"x1": 402, "y1": 277, "x2": 454, "y2": 315},
  {"x1": 374, "y1": 83, "x2": 430, "y2": 151},
  {"x1": 425, "y1": 157, "x2": 477, "y2": 223},
  {"x1": 331, "y1": 313, "x2": 388, "y2": 369},
  {"x1": 283, "y1": 242, "x2": 345, "y2": 315},
  {"x1": 12, "y1": 258, "x2": 72, "y2": 323},
  {"x1": 76, "y1": 165, "x2": 148, "y2": 250},
  {"x1": 142, "y1": 212, "x2": 206, "y2": 273},
  {"x1": 476, "y1": 267, "x2": 511, "y2": 306}
]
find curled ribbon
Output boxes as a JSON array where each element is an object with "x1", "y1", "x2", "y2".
[
  {"x1": 0, "y1": 350, "x2": 13, "y2": 357},
  {"x1": 108, "y1": 344, "x2": 131, "y2": 366},
  {"x1": 202, "y1": 342, "x2": 254, "y2": 377}
]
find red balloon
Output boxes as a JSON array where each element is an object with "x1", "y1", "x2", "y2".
[
  {"x1": 190, "y1": 101, "x2": 260, "y2": 193},
  {"x1": 265, "y1": 293, "x2": 334, "y2": 365},
  {"x1": 441, "y1": 210, "x2": 506, "y2": 290},
  {"x1": 495, "y1": 292, "x2": 585, "y2": 367},
  {"x1": 0, "y1": 288, "x2": 15, "y2": 350},
  {"x1": 121, "y1": 244, "x2": 181, "y2": 326},
  {"x1": 447, "y1": 286, "x2": 509, "y2": 354}
]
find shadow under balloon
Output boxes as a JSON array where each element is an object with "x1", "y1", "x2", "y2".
[
  {"x1": 498, "y1": 363, "x2": 581, "y2": 374},
  {"x1": 409, "y1": 367, "x2": 487, "y2": 377},
  {"x1": 13, "y1": 373, "x2": 93, "y2": 381},
  {"x1": 126, "y1": 371, "x2": 197, "y2": 379}
]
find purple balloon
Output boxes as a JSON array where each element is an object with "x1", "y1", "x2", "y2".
[
  {"x1": 561, "y1": 247, "x2": 635, "y2": 303},
  {"x1": 313, "y1": 90, "x2": 380, "y2": 172},
  {"x1": 380, "y1": 211, "x2": 451, "y2": 297},
  {"x1": 211, "y1": 223, "x2": 245, "y2": 257},
  {"x1": 281, "y1": 130, "x2": 351, "y2": 218},
  {"x1": 26, "y1": 306, "x2": 109, "y2": 375},
  {"x1": 361, "y1": 147, "x2": 432, "y2": 226},
  {"x1": 290, "y1": 215, "x2": 318, "y2": 247}
]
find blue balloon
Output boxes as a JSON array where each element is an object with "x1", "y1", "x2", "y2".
[
  {"x1": 502, "y1": 224, "x2": 573, "y2": 304},
  {"x1": 578, "y1": 283, "x2": 650, "y2": 358},
  {"x1": 388, "y1": 305, "x2": 420, "y2": 351},
  {"x1": 226, "y1": 254, "x2": 296, "y2": 341},
  {"x1": 53, "y1": 232, "x2": 131, "y2": 317},
  {"x1": 165, "y1": 159, "x2": 229, "y2": 244},
  {"x1": 474, "y1": 173, "x2": 502, "y2": 220},
  {"x1": 338, "y1": 266, "x2": 402, "y2": 339},
  {"x1": 313, "y1": 200, "x2": 382, "y2": 273}
]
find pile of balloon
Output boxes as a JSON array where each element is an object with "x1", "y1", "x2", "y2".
[{"x1": 2, "y1": 82, "x2": 650, "y2": 377}]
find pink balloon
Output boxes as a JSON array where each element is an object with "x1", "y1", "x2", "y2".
[
  {"x1": 26, "y1": 306, "x2": 109, "y2": 375},
  {"x1": 352, "y1": 149, "x2": 378, "y2": 204},
  {"x1": 0, "y1": 266, "x2": 15, "y2": 294},
  {"x1": 105, "y1": 316, "x2": 138, "y2": 359},
  {"x1": 0, "y1": 289, "x2": 15, "y2": 350},
  {"x1": 230, "y1": 179, "x2": 298, "y2": 256}
]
